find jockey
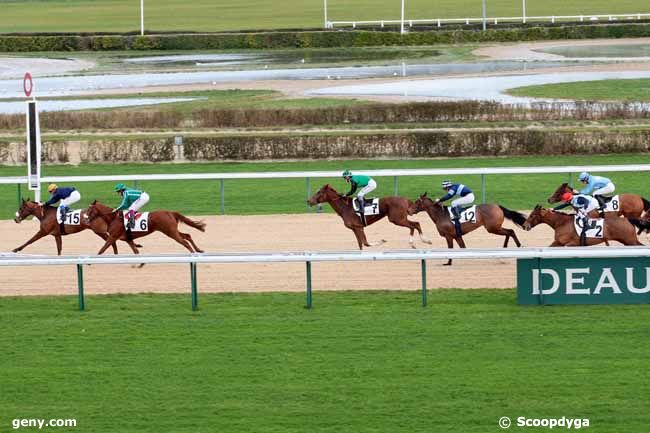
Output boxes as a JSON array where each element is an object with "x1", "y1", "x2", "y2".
[
  {"x1": 576, "y1": 172, "x2": 615, "y2": 215},
  {"x1": 435, "y1": 180, "x2": 475, "y2": 222},
  {"x1": 342, "y1": 170, "x2": 377, "y2": 211},
  {"x1": 44, "y1": 184, "x2": 80, "y2": 222},
  {"x1": 113, "y1": 183, "x2": 150, "y2": 229}
]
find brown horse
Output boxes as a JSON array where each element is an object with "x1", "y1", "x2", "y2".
[
  {"x1": 408, "y1": 193, "x2": 527, "y2": 265},
  {"x1": 85, "y1": 200, "x2": 206, "y2": 255},
  {"x1": 523, "y1": 205, "x2": 643, "y2": 246},
  {"x1": 12, "y1": 199, "x2": 140, "y2": 255},
  {"x1": 307, "y1": 184, "x2": 431, "y2": 249},
  {"x1": 547, "y1": 183, "x2": 650, "y2": 218}
]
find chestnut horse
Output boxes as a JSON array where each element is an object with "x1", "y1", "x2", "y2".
[
  {"x1": 307, "y1": 184, "x2": 431, "y2": 249},
  {"x1": 85, "y1": 200, "x2": 206, "y2": 255},
  {"x1": 12, "y1": 199, "x2": 140, "y2": 255},
  {"x1": 523, "y1": 205, "x2": 643, "y2": 246},
  {"x1": 547, "y1": 183, "x2": 650, "y2": 218},
  {"x1": 408, "y1": 193, "x2": 527, "y2": 265}
]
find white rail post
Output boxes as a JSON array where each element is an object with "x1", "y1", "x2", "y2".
[
  {"x1": 482, "y1": 0, "x2": 487, "y2": 31},
  {"x1": 400, "y1": 0, "x2": 405, "y2": 34},
  {"x1": 323, "y1": 0, "x2": 328, "y2": 28},
  {"x1": 140, "y1": 0, "x2": 144, "y2": 35},
  {"x1": 522, "y1": 0, "x2": 526, "y2": 23}
]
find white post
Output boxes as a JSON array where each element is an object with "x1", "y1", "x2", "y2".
[
  {"x1": 140, "y1": 0, "x2": 144, "y2": 35},
  {"x1": 522, "y1": 0, "x2": 526, "y2": 23},
  {"x1": 324, "y1": 0, "x2": 328, "y2": 28},
  {"x1": 400, "y1": 0, "x2": 405, "y2": 34},
  {"x1": 482, "y1": 0, "x2": 487, "y2": 31}
]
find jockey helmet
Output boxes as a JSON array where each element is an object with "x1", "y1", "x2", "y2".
[
  {"x1": 578, "y1": 172, "x2": 590, "y2": 182},
  {"x1": 47, "y1": 184, "x2": 58, "y2": 193},
  {"x1": 114, "y1": 183, "x2": 126, "y2": 192},
  {"x1": 342, "y1": 170, "x2": 352, "y2": 178},
  {"x1": 561, "y1": 192, "x2": 574, "y2": 202},
  {"x1": 441, "y1": 180, "x2": 452, "y2": 189}
]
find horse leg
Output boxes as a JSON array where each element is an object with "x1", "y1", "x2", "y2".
[
  {"x1": 387, "y1": 215, "x2": 421, "y2": 248},
  {"x1": 443, "y1": 236, "x2": 454, "y2": 266},
  {"x1": 352, "y1": 227, "x2": 385, "y2": 248},
  {"x1": 181, "y1": 232, "x2": 204, "y2": 253},
  {"x1": 12, "y1": 229, "x2": 49, "y2": 253},
  {"x1": 55, "y1": 235, "x2": 62, "y2": 256},
  {"x1": 97, "y1": 235, "x2": 120, "y2": 255},
  {"x1": 164, "y1": 229, "x2": 196, "y2": 253}
]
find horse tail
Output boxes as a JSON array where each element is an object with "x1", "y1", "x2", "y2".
[
  {"x1": 499, "y1": 205, "x2": 527, "y2": 228},
  {"x1": 174, "y1": 213, "x2": 206, "y2": 232},
  {"x1": 642, "y1": 197, "x2": 650, "y2": 212},
  {"x1": 628, "y1": 218, "x2": 650, "y2": 234}
]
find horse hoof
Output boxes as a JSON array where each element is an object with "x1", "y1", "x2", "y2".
[{"x1": 136, "y1": 244, "x2": 143, "y2": 248}]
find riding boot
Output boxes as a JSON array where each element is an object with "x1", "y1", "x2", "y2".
[
  {"x1": 580, "y1": 217, "x2": 589, "y2": 246},
  {"x1": 452, "y1": 206, "x2": 463, "y2": 238},
  {"x1": 595, "y1": 195, "x2": 606, "y2": 217},
  {"x1": 356, "y1": 198, "x2": 366, "y2": 226},
  {"x1": 127, "y1": 210, "x2": 136, "y2": 230}
]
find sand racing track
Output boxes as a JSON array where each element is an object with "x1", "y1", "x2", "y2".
[{"x1": 0, "y1": 212, "x2": 602, "y2": 297}]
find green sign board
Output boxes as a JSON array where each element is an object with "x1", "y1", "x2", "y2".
[{"x1": 517, "y1": 257, "x2": 650, "y2": 305}]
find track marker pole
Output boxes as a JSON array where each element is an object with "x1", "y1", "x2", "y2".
[
  {"x1": 220, "y1": 179, "x2": 225, "y2": 215},
  {"x1": 306, "y1": 261, "x2": 313, "y2": 309},
  {"x1": 481, "y1": 174, "x2": 486, "y2": 203},
  {"x1": 421, "y1": 259, "x2": 427, "y2": 307},
  {"x1": 191, "y1": 262, "x2": 198, "y2": 311},
  {"x1": 76, "y1": 264, "x2": 85, "y2": 311},
  {"x1": 393, "y1": 176, "x2": 398, "y2": 195},
  {"x1": 17, "y1": 184, "x2": 21, "y2": 208},
  {"x1": 306, "y1": 177, "x2": 311, "y2": 212}
]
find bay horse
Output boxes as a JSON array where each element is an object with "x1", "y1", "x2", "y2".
[
  {"x1": 306, "y1": 184, "x2": 431, "y2": 249},
  {"x1": 523, "y1": 205, "x2": 643, "y2": 246},
  {"x1": 408, "y1": 193, "x2": 527, "y2": 266},
  {"x1": 85, "y1": 200, "x2": 206, "y2": 255},
  {"x1": 547, "y1": 183, "x2": 650, "y2": 218},
  {"x1": 12, "y1": 199, "x2": 140, "y2": 255}
]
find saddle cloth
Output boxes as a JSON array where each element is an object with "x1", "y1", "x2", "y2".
[
  {"x1": 447, "y1": 205, "x2": 477, "y2": 224},
  {"x1": 352, "y1": 198, "x2": 380, "y2": 216},
  {"x1": 123, "y1": 212, "x2": 150, "y2": 232},
  {"x1": 574, "y1": 216, "x2": 605, "y2": 239},
  {"x1": 57, "y1": 209, "x2": 82, "y2": 225},
  {"x1": 603, "y1": 195, "x2": 620, "y2": 212}
]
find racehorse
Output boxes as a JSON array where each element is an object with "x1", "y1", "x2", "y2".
[
  {"x1": 547, "y1": 183, "x2": 650, "y2": 218},
  {"x1": 12, "y1": 199, "x2": 140, "y2": 255},
  {"x1": 307, "y1": 184, "x2": 432, "y2": 249},
  {"x1": 408, "y1": 193, "x2": 527, "y2": 265},
  {"x1": 523, "y1": 205, "x2": 643, "y2": 246},
  {"x1": 85, "y1": 200, "x2": 206, "y2": 255}
]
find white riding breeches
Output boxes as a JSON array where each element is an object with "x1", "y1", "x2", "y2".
[
  {"x1": 452, "y1": 193, "x2": 475, "y2": 208},
  {"x1": 577, "y1": 198, "x2": 599, "y2": 217},
  {"x1": 128, "y1": 192, "x2": 150, "y2": 212},
  {"x1": 60, "y1": 190, "x2": 81, "y2": 207},
  {"x1": 357, "y1": 180, "x2": 377, "y2": 199},
  {"x1": 593, "y1": 182, "x2": 615, "y2": 197}
]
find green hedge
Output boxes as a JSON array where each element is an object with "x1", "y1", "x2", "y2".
[{"x1": 2, "y1": 23, "x2": 650, "y2": 52}]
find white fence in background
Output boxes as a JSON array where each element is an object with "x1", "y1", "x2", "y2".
[
  {"x1": 2, "y1": 247, "x2": 650, "y2": 310},
  {"x1": 3, "y1": 164, "x2": 650, "y2": 214},
  {"x1": 328, "y1": 13, "x2": 650, "y2": 30}
]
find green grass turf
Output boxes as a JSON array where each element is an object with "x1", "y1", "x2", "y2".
[
  {"x1": 0, "y1": 290, "x2": 649, "y2": 432},
  {"x1": 1, "y1": 154, "x2": 649, "y2": 219},
  {"x1": 508, "y1": 79, "x2": 650, "y2": 102},
  {"x1": 0, "y1": 0, "x2": 647, "y2": 33}
]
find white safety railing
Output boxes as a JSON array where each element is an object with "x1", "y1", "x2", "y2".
[
  {"x1": 2, "y1": 246, "x2": 649, "y2": 310},
  {"x1": 328, "y1": 13, "x2": 650, "y2": 29},
  {"x1": 2, "y1": 164, "x2": 650, "y2": 214}
]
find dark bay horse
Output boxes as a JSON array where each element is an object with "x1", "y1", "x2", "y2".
[
  {"x1": 85, "y1": 200, "x2": 206, "y2": 255},
  {"x1": 12, "y1": 199, "x2": 140, "y2": 255},
  {"x1": 523, "y1": 205, "x2": 643, "y2": 246},
  {"x1": 547, "y1": 183, "x2": 650, "y2": 218},
  {"x1": 307, "y1": 184, "x2": 431, "y2": 249},
  {"x1": 408, "y1": 193, "x2": 527, "y2": 265}
]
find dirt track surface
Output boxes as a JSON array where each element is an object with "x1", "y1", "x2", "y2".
[{"x1": 0, "y1": 213, "x2": 566, "y2": 297}]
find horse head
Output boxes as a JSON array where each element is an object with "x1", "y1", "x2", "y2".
[
  {"x1": 408, "y1": 192, "x2": 429, "y2": 215},
  {"x1": 547, "y1": 183, "x2": 570, "y2": 204},
  {"x1": 308, "y1": 184, "x2": 340, "y2": 206},
  {"x1": 523, "y1": 204, "x2": 543, "y2": 231},
  {"x1": 14, "y1": 199, "x2": 42, "y2": 223}
]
